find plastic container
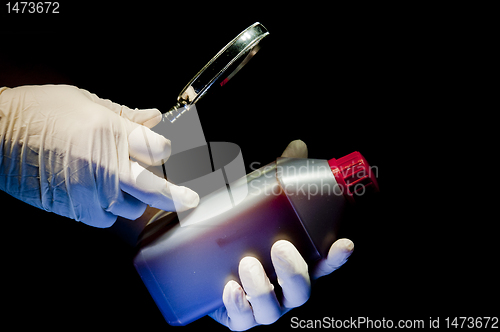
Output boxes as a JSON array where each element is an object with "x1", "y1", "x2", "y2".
[{"x1": 133, "y1": 152, "x2": 378, "y2": 326}]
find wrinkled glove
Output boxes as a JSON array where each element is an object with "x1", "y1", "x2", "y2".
[
  {"x1": 0, "y1": 85, "x2": 199, "y2": 228},
  {"x1": 209, "y1": 140, "x2": 354, "y2": 331}
]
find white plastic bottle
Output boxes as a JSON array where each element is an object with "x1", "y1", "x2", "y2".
[{"x1": 134, "y1": 152, "x2": 379, "y2": 326}]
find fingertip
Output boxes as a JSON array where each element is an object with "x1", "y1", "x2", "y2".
[
  {"x1": 271, "y1": 240, "x2": 307, "y2": 275},
  {"x1": 313, "y1": 239, "x2": 355, "y2": 279},
  {"x1": 327, "y1": 238, "x2": 354, "y2": 265},
  {"x1": 334, "y1": 238, "x2": 355, "y2": 253},
  {"x1": 221, "y1": 280, "x2": 256, "y2": 331},
  {"x1": 238, "y1": 256, "x2": 281, "y2": 325},
  {"x1": 223, "y1": 280, "x2": 248, "y2": 312},
  {"x1": 271, "y1": 240, "x2": 310, "y2": 308},
  {"x1": 239, "y1": 256, "x2": 263, "y2": 275},
  {"x1": 239, "y1": 256, "x2": 281, "y2": 324},
  {"x1": 225, "y1": 279, "x2": 242, "y2": 292},
  {"x1": 280, "y1": 139, "x2": 308, "y2": 158},
  {"x1": 271, "y1": 239, "x2": 294, "y2": 253},
  {"x1": 238, "y1": 256, "x2": 273, "y2": 295},
  {"x1": 170, "y1": 185, "x2": 200, "y2": 212},
  {"x1": 141, "y1": 108, "x2": 162, "y2": 128},
  {"x1": 331, "y1": 238, "x2": 354, "y2": 261}
]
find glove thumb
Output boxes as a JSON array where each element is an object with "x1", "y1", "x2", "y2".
[
  {"x1": 281, "y1": 140, "x2": 308, "y2": 158},
  {"x1": 120, "y1": 107, "x2": 162, "y2": 128}
]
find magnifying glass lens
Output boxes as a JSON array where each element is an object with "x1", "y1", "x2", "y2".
[{"x1": 164, "y1": 22, "x2": 269, "y2": 122}]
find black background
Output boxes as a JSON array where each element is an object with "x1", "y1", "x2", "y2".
[{"x1": 1, "y1": 2, "x2": 496, "y2": 331}]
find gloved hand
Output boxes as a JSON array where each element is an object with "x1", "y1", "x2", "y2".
[
  {"x1": 209, "y1": 140, "x2": 354, "y2": 331},
  {"x1": 0, "y1": 85, "x2": 199, "y2": 228}
]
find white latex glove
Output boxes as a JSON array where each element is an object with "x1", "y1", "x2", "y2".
[
  {"x1": 0, "y1": 85, "x2": 199, "y2": 228},
  {"x1": 209, "y1": 140, "x2": 354, "y2": 331}
]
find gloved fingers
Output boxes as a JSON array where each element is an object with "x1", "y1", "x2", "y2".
[
  {"x1": 79, "y1": 87, "x2": 162, "y2": 128},
  {"x1": 312, "y1": 238, "x2": 354, "y2": 279},
  {"x1": 120, "y1": 160, "x2": 199, "y2": 212},
  {"x1": 120, "y1": 107, "x2": 162, "y2": 128},
  {"x1": 280, "y1": 139, "x2": 308, "y2": 158},
  {"x1": 106, "y1": 191, "x2": 148, "y2": 221},
  {"x1": 270, "y1": 240, "x2": 311, "y2": 308},
  {"x1": 128, "y1": 123, "x2": 171, "y2": 166},
  {"x1": 209, "y1": 280, "x2": 257, "y2": 331},
  {"x1": 238, "y1": 257, "x2": 282, "y2": 325}
]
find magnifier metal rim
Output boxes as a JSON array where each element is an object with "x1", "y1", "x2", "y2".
[{"x1": 176, "y1": 22, "x2": 269, "y2": 107}]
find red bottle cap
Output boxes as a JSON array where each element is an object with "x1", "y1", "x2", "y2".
[{"x1": 328, "y1": 152, "x2": 379, "y2": 203}]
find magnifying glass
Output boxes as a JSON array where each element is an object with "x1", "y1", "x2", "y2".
[{"x1": 163, "y1": 22, "x2": 269, "y2": 123}]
